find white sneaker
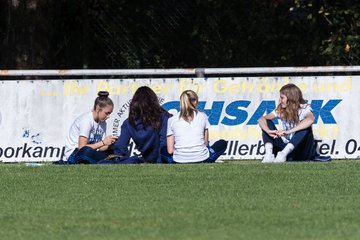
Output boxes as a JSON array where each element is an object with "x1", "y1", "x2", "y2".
[
  {"x1": 262, "y1": 154, "x2": 275, "y2": 163},
  {"x1": 274, "y1": 152, "x2": 287, "y2": 163}
]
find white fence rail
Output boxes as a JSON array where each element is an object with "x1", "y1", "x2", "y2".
[{"x1": 2, "y1": 66, "x2": 360, "y2": 77}]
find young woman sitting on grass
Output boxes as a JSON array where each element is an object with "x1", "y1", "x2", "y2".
[
  {"x1": 98, "y1": 86, "x2": 172, "y2": 164},
  {"x1": 258, "y1": 83, "x2": 318, "y2": 163},
  {"x1": 64, "y1": 91, "x2": 118, "y2": 164},
  {"x1": 163, "y1": 90, "x2": 227, "y2": 164}
]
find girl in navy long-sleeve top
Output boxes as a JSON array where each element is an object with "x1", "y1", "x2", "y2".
[
  {"x1": 113, "y1": 111, "x2": 169, "y2": 163},
  {"x1": 99, "y1": 86, "x2": 171, "y2": 164}
]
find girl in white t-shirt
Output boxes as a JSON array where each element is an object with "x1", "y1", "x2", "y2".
[
  {"x1": 258, "y1": 83, "x2": 317, "y2": 163},
  {"x1": 64, "y1": 91, "x2": 118, "y2": 164},
  {"x1": 165, "y1": 90, "x2": 227, "y2": 163}
]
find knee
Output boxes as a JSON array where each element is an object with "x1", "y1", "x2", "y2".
[
  {"x1": 76, "y1": 146, "x2": 94, "y2": 156},
  {"x1": 266, "y1": 119, "x2": 276, "y2": 130},
  {"x1": 212, "y1": 139, "x2": 228, "y2": 152},
  {"x1": 218, "y1": 139, "x2": 228, "y2": 149}
]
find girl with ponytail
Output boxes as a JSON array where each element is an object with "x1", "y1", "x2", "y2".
[
  {"x1": 64, "y1": 91, "x2": 117, "y2": 164},
  {"x1": 164, "y1": 90, "x2": 227, "y2": 163}
]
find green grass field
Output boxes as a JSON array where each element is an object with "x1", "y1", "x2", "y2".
[{"x1": 1, "y1": 160, "x2": 360, "y2": 240}]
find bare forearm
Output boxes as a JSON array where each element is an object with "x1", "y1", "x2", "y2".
[
  {"x1": 258, "y1": 117, "x2": 270, "y2": 133},
  {"x1": 288, "y1": 118, "x2": 313, "y2": 134},
  {"x1": 204, "y1": 129, "x2": 209, "y2": 146},
  {"x1": 167, "y1": 136, "x2": 174, "y2": 154}
]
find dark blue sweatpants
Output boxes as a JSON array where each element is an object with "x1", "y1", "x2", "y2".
[
  {"x1": 161, "y1": 139, "x2": 228, "y2": 163},
  {"x1": 67, "y1": 146, "x2": 109, "y2": 164},
  {"x1": 262, "y1": 120, "x2": 317, "y2": 161}
]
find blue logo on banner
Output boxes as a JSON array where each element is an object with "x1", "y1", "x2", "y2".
[{"x1": 162, "y1": 99, "x2": 342, "y2": 126}]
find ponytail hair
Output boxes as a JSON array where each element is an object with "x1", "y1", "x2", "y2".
[
  {"x1": 179, "y1": 90, "x2": 198, "y2": 123},
  {"x1": 93, "y1": 91, "x2": 113, "y2": 110}
]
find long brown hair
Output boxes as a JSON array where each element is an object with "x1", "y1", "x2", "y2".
[
  {"x1": 276, "y1": 83, "x2": 306, "y2": 124},
  {"x1": 179, "y1": 90, "x2": 198, "y2": 123},
  {"x1": 129, "y1": 86, "x2": 169, "y2": 131}
]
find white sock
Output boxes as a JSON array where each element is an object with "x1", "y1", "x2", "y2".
[
  {"x1": 265, "y1": 143, "x2": 273, "y2": 156},
  {"x1": 281, "y1": 143, "x2": 294, "y2": 157}
]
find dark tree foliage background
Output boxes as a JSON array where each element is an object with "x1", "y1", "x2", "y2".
[{"x1": 0, "y1": 0, "x2": 359, "y2": 69}]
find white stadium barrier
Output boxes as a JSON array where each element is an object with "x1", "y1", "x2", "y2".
[{"x1": 0, "y1": 67, "x2": 359, "y2": 162}]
